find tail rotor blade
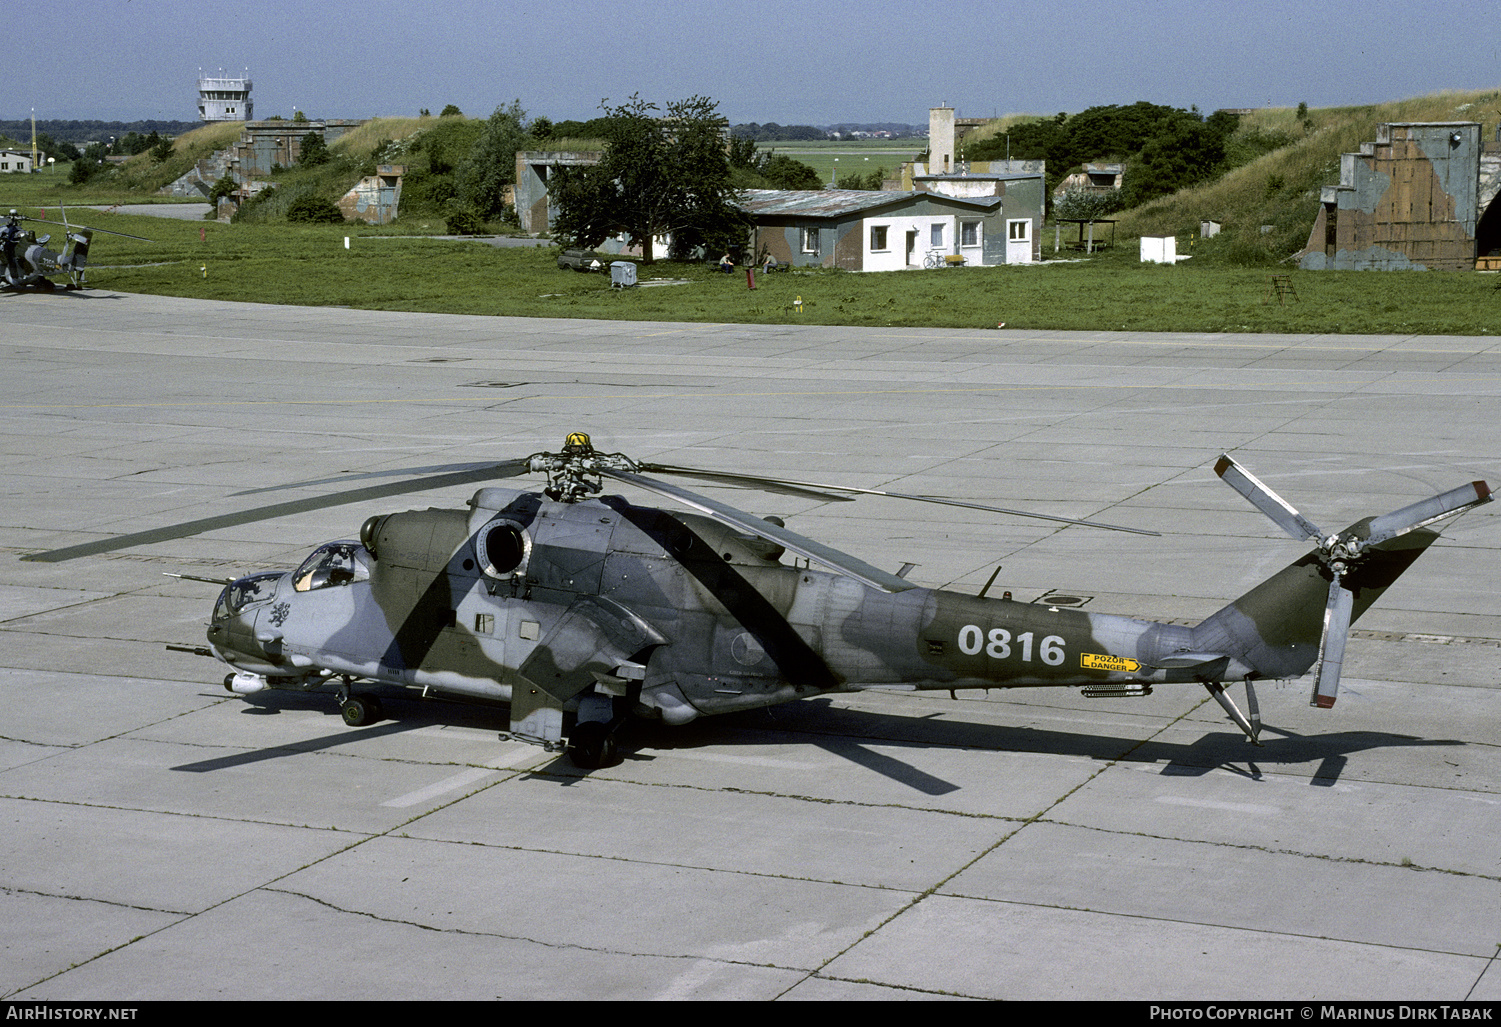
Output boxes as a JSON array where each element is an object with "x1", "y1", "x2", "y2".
[
  {"x1": 1214, "y1": 454, "x2": 1325, "y2": 543},
  {"x1": 1362, "y1": 481, "x2": 1492, "y2": 548},
  {"x1": 1312, "y1": 575, "x2": 1354, "y2": 708}
]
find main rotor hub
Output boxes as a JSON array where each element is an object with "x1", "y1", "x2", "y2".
[{"x1": 531, "y1": 433, "x2": 639, "y2": 502}]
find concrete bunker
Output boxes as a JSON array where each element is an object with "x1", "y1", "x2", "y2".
[{"x1": 1298, "y1": 121, "x2": 1501, "y2": 271}]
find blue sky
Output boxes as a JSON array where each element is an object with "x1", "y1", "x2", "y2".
[{"x1": 24, "y1": 0, "x2": 1501, "y2": 126}]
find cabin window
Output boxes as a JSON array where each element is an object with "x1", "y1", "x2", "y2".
[{"x1": 292, "y1": 541, "x2": 370, "y2": 592}]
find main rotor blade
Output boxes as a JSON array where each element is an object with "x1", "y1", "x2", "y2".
[
  {"x1": 636, "y1": 464, "x2": 857, "y2": 503},
  {"x1": 602, "y1": 468, "x2": 918, "y2": 593},
  {"x1": 1311, "y1": 575, "x2": 1354, "y2": 709},
  {"x1": 232, "y1": 458, "x2": 534, "y2": 497},
  {"x1": 1361, "y1": 480, "x2": 1491, "y2": 548},
  {"x1": 23, "y1": 213, "x2": 151, "y2": 241},
  {"x1": 644, "y1": 465, "x2": 1157, "y2": 536},
  {"x1": 1214, "y1": 454, "x2": 1325, "y2": 543},
  {"x1": 22, "y1": 464, "x2": 525, "y2": 563}
]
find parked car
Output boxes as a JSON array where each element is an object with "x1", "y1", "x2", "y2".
[{"x1": 557, "y1": 249, "x2": 604, "y2": 272}]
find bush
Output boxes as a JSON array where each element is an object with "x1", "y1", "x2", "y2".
[
  {"x1": 231, "y1": 186, "x2": 277, "y2": 223},
  {"x1": 208, "y1": 173, "x2": 237, "y2": 205},
  {"x1": 444, "y1": 200, "x2": 484, "y2": 235},
  {"x1": 286, "y1": 194, "x2": 344, "y2": 224}
]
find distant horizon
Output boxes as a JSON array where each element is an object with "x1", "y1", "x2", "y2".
[
  {"x1": 0, "y1": 115, "x2": 929, "y2": 130},
  {"x1": 12, "y1": 85, "x2": 1492, "y2": 139}
]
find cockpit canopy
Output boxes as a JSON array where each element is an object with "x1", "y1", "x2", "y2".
[
  {"x1": 293, "y1": 540, "x2": 372, "y2": 592},
  {"x1": 214, "y1": 571, "x2": 282, "y2": 621}
]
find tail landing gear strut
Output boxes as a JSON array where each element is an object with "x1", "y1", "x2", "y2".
[{"x1": 1204, "y1": 679, "x2": 1262, "y2": 745}]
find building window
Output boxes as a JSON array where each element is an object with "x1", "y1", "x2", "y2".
[
  {"x1": 801, "y1": 226, "x2": 820, "y2": 255},
  {"x1": 961, "y1": 221, "x2": 980, "y2": 247},
  {"x1": 1009, "y1": 220, "x2": 1030, "y2": 241},
  {"x1": 870, "y1": 225, "x2": 888, "y2": 251},
  {"x1": 930, "y1": 223, "x2": 944, "y2": 247}
]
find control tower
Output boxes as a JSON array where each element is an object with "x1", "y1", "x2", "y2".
[{"x1": 198, "y1": 72, "x2": 253, "y2": 122}]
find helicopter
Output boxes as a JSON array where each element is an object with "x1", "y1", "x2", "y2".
[
  {"x1": 1, "y1": 207, "x2": 150, "y2": 291},
  {"x1": 22, "y1": 433, "x2": 1492, "y2": 769}
]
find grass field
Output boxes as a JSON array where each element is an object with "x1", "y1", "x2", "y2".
[
  {"x1": 31, "y1": 208, "x2": 1496, "y2": 336},
  {"x1": 753, "y1": 138, "x2": 925, "y2": 184}
]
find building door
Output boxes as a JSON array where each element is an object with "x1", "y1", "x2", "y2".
[
  {"x1": 905, "y1": 230, "x2": 917, "y2": 266},
  {"x1": 1006, "y1": 219, "x2": 1032, "y2": 263}
]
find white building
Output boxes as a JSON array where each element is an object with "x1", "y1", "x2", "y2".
[
  {"x1": 738, "y1": 187, "x2": 1043, "y2": 271},
  {"x1": 198, "y1": 73, "x2": 253, "y2": 122},
  {"x1": 0, "y1": 150, "x2": 35, "y2": 173}
]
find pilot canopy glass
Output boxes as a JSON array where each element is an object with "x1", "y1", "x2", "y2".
[
  {"x1": 293, "y1": 541, "x2": 371, "y2": 592},
  {"x1": 214, "y1": 571, "x2": 282, "y2": 621}
]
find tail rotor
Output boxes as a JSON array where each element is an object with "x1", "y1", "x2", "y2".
[{"x1": 1214, "y1": 454, "x2": 1490, "y2": 708}]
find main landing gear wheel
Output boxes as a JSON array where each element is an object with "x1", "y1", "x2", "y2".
[
  {"x1": 341, "y1": 694, "x2": 383, "y2": 727},
  {"x1": 568, "y1": 721, "x2": 616, "y2": 769}
]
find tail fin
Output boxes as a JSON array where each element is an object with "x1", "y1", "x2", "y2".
[
  {"x1": 1196, "y1": 457, "x2": 1488, "y2": 705},
  {"x1": 1191, "y1": 527, "x2": 1440, "y2": 682}
]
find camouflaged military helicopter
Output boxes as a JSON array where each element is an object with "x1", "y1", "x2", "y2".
[
  {"x1": 0, "y1": 207, "x2": 149, "y2": 291},
  {"x1": 23, "y1": 434, "x2": 1492, "y2": 768}
]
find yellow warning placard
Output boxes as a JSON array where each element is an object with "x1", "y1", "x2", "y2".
[{"x1": 1082, "y1": 653, "x2": 1140, "y2": 673}]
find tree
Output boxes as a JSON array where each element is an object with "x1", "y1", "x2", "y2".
[
  {"x1": 726, "y1": 136, "x2": 822, "y2": 191},
  {"x1": 550, "y1": 94, "x2": 749, "y2": 263},
  {"x1": 68, "y1": 142, "x2": 109, "y2": 184},
  {"x1": 727, "y1": 134, "x2": 758, "y2": 170},
  {"x1": 440, "y1": 104, "x2": 463, "y2": 118},
  {"x1": 1053, "y1": 187, "x2": 1123, "y2": 222},
  {"x1": 151, "y1": 136, "x2": 174, "y2": 163},
  {"x1": 457, "y1": 100, "x2": 527, "y2": 219},
  {"x1": 1118, "y1": 116, "x2": 1233, "y2": 206},
  {"x1": 298, "y1": 131, "x2": 329, "y2": 167},
  {"x1": 759, "y1": 154, "x2": 823, "y2": 190},
  {"x1": 35, "y1": 132, "x2": 80, "y2": 162}
]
